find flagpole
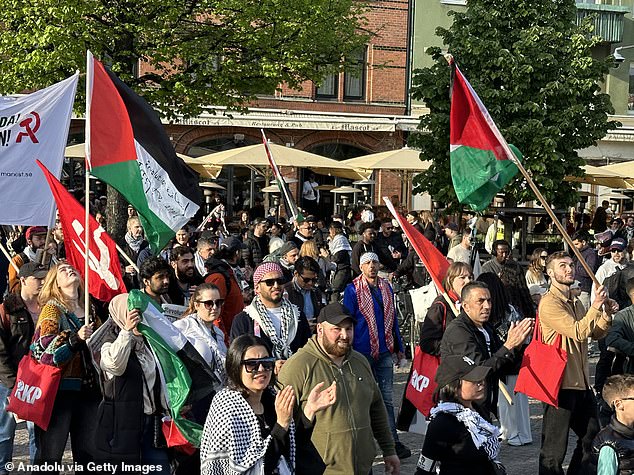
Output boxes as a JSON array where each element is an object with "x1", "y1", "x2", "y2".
[
  {"x1": 115, "y1": 243, "x2": 139, "y2": 273},
  {"x1": 443, "y1": 54, "x2": 600, "y2": 290},
  {"x1": 84, "y1": 51, "x2": 92, "y2": 321},
  {"x1": 41, "y1": 203, "x2": 58, "y2": 265},
  {"x1": 0, "y1": 241, "x2": 20, "y2": 273}
]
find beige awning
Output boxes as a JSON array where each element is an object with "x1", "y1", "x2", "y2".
[
  {"x1": 339, "y1": 147, "x2": 431, "y2": 171},
  {"x1": 193, "y1": 143, "x2": 370, "y2": 181},
  {"x1": 565, "y1": 164, "x2": 634, "y2": 189}
]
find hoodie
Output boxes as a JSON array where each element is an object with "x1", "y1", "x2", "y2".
[{"x1": 277, "y1": 336, "x2": 395, "y2": 475}]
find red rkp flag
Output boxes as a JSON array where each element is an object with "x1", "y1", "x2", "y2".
[
  {"x1": 36, "y1": 160, "x2": 125, "y2": 302},
  {"x1": 383, "y1": 197, "x2": 450, "y2": 291}
]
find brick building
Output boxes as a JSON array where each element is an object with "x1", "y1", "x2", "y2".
[{"x1": 157, "y1": 0, "x2": 419, "y2": 218}]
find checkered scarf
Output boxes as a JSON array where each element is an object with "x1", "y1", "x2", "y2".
[
  {"x1": 246, "y1": 296, "x2": 298, "y2": 360},
  {"x1": 201, "y1": 388, "x2": 295, "y2": 475},
  {"x1": 352, "y1": 274, "x2": 395, "y2": 359}
]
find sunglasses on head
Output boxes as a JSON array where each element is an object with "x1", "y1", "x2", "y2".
[
  {"x1": 197, "y1": 299, "x2": 224, "y2": 308},
  {"x1": 242, "y1": 357, "x2": 276, "y2": 373},
  {"x1": 261, "y1": 278, "x2": 285, "y2": 287}
]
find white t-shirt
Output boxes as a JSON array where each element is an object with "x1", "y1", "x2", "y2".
[
  {"x1": 447, "y1": 244, "x2": 471, "y2": 264},
  {"x1": 302, "y1": 180, "x2": 319, "y2": 202},
  {"x1": 267, "y1": 307, "x2": 283, "y2": 337}
]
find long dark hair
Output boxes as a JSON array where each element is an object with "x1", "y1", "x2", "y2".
[
  {"x1": 476, "y1": 272, "x2": 509, "y2": 328},
  {"x1": 226, "y1": 335, "x2": 273, "y2": 398}
]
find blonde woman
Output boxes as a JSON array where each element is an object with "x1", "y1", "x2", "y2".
[
  {"x1": 30, "y1": 262, "x2": 102, "y2": 471},
  {"x1": 525, "y1": 248, "x2": 548, "y2": 287},
  {"x1": 299, "y1": 240, "x2": 330, "y2": 289}
]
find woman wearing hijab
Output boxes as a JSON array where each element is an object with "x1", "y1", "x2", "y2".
[{"x1": 90, "y1": 293, "x2": 170, "y2": 474}]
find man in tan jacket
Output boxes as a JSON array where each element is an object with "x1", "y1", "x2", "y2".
[{"x1": 539, "y1": 251, "x2": 618, "y2": 475}]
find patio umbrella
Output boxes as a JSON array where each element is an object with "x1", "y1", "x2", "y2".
[
  {"x1": 565, "y1": 164, "x2": 634, "y2": 189},
  {"x1": 340, "y1": 147, "x2": 431, "y2": 171},
  {"x1": 193, "y1": 143, "x2": 370, "y2": 181}
]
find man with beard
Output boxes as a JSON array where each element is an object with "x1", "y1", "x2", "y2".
[
  {"x1": 8, "y1": 226, "x2": 53, "y2": 293},
  {"x1": 538, "y1": 252, "x2": 618, "y2": 475},
  {"x1": 278, "y1": 303, "x2": 400, "y2": 475},
  {"x1": 139, "y1": 257, "x2": 172, "y2": 305},
  {"x1": 230, "y1": 262, "x2": 311, "y2": 370},
  {"x1": 351, "y1": 223, "x2": 386, "y2": 277},
  {"x1": 167, "y1": 246, "x2": 203, "y2": 306},
  {"x1": 343, "y1": 252, "x2": 410, "y2": 459}
]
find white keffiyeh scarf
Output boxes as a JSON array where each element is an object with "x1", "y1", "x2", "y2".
[
  {"x1": 245, "y1": 296, "x2": 299, "y2": 360},
  {"x1": 431, "y1": 402, "x2": 501, "y2": 462},
  {"x1": 201, "y1": 388, "x2": 295, "y2": 475}
]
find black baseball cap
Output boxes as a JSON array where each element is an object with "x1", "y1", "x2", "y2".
[
  {"x1": 317, "y1": 303, "x2": 357, "y2": 325},
  {"x1": 219, "y1": 236, "x2": 246, "y2": 253},
  {"x1": 19, "y1": 262, "x2": 49, "y2": 279},
  {"x1": 435, "y1": 355, "x2": 491, "y2": 388}
]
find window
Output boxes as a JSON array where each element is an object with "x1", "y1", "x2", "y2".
[
  {"x1": 343, "y1": 48, "x2": 366, "y2": 101},
  {"x1": 316, "y1": 73, "x2": 338, "y2": 99}
]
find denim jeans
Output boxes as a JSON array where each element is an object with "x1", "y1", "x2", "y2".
[
  {"x1": 0, "y1": 382, "x2": 36, "y2": 474},
  {"x1": 539, "y1": 389, "x2": 599, "y2": 475},
  {"x1": 364, "y1": 351, "x2": 399, "y2": 444}
]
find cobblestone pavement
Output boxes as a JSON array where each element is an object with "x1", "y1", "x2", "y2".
[{"x1": 10, "y1": 363, "x2": 585, "y2": 474}]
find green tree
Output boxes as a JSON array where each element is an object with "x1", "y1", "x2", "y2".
[
  {"x1": 410, "y1": 0, "x2": 619, "y2": 211},
  {"x1": 0, "y1": 0, "x2": 368, "y2": 241},
  {"x1": 0, "y1": 0, "x2": 368, "y2": 117}
]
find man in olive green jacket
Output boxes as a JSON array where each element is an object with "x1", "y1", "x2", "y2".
[{"x1": 278, "y1": 302, "x2": 399, "y2": 475}]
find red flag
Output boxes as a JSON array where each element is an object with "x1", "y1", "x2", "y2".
[
  {"x1": 36, "y1": 160, "x2": 125, "y2": 302},
  {"x1": 383, "y1": 197, "x2": 450, "y2": 291}
]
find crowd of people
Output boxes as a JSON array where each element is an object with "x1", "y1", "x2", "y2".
[{"x1": 2, "y1": 196, "x2": 634, "y2": 474}]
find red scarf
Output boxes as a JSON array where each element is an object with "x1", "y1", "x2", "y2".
[{"x1": 353, "y1": 275, "x2": 395, "y2": 359}]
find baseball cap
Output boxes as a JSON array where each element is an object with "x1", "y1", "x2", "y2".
[
  {"x1": 435, "y1": 355, "x2": 491, "y2": 388},
  {"x1": 609, "y1": 238, "x2": 627, "y2": 252},
  {"x1": 219, "y1": 236, "x2": 246, "y2": 253},
  {"x1": 19, "y1": 261, "x2": 49, "y2": 279},
  {"x1": 446, "y1": 222, "x2": 459, "y2": 232},
  {"x1": 317, "y1": 303, "x2": 357, "y2": 325},
  {"x1": 25, "y1": 226, "x2": 47, "y2": 240}
]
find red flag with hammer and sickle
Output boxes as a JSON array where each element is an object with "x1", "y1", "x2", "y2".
[{"x1": 36, "y1": 160, "x2": 125, "y2": 302}]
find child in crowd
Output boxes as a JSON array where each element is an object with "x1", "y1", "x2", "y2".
[{"x1": 593, "y1": 374, "x2": 634, "y2": 474}]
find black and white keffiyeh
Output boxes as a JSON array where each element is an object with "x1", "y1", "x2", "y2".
[
  {"x1": 200, "y1": 388, "x2": 295, "y2": 475},
  {"x1": 431, "y1": 402, "x2": 501, "y2": 462},
  {"x1": 245, "y1": 296, "x2": 299, "y2": 360}
]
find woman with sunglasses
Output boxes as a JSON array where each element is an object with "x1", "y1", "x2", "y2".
[
  {"x1": 525, "y1": 248, "x2": 548, "y2": 288},
  {"x1": 416, "y1": 355, "x2": 505, "y2": 475},
  {"x1": 175, "y1": 283, "x2": 227, "y2": 385},
  {"x1": 201, "y1": 335, "x2": 336, "y2": 475}
]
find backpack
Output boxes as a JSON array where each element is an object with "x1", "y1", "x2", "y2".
[{"x1": 204, "y1": 258, "x2": 233, "y2": 296}]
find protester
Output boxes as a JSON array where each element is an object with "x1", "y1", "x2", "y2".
[
  {"x1": 571, "y1": 230, "x2": 600, "y2": 311},
  {"x1": 593, "y1": 374, "x2": 634, "y2": 475},
  {"x1": 91, "y1": 293, "x2": 170, "y2": 474},
  {"x1": 327, "y1": 221, "x2": 352, "y2": 301},
  {"x1": 343, "y1": 252, "x2": 410, "y2": 459},
  {"x1": 242, "y1": 218, "x2": 269, "y2": 271},
  {"x1": 278, "y1": 303, "x2": 400, "y2": 474},
  {"x1": 299, "y1": 239, "x2": 330, "y2": 291},
  {"x1": 447, "y1": 228, "x2": 472, "y2": 264},
  {"x1": 538, "y1": 251, "x2": 618, "y2": 475},
  {"x1": 268, "y1": 222, "x2": 285, "y2": 254},
  {"x1": 525, "y1": 248, "x2": 548, "y2": 287},
  {"x1": 8, "y1": 226, "x2": 51, "y2": 293},
  {"x1": 200, "y1": 334, "x2": 336, "y2": 475},
  {"x1": 286, "y1": 256, "x2": 323, "y2": 329},
  {"x1": 208, "y1": 196, "x2": 228, "y2": 235},
  {"x1": 592, "y1": 201, "x2": 610, "y2": 234},
  {"x1": 30, "y1": 262, "x2": 102, "y2": 473},
  {"x1": 122, "y1": 217, "x2": 148, "y2": 290},
  {"x1": 406, "y1": 210, "x2": 425, "y2": 235},
  {"x1": 194, "y1": 234, "x2": 217, "y2": 277},
  {"x1": 139, "y1": 257, "x2": 171, "y2": 305},
  {"x1": 444, "y1": 222, "x2": 461, "y2": 251},
  {"x1": 175, "y1": 283, "x2": 228, "y2": 386},
  {"x1": 230, "y1": 262, "x2": 311, "y2": 365},
  {"x1": 204, "y1": 237, "x2": 246, "y2": 344},
  {"x1": 605, "y1": 277, "x2": 634, "y2": 375},
  {"x1": 272, "y1": 241, "x2": 299, "y2": 283},
  {"x1": 440, "y1": 281, "x2": 533, "y2": 421},
  {"x1": 0, "y1": 262, "x2": 45, "y2": 469},
  {"x1": 167, "y1": 246, "x2": 204, "y2": 306},
  {"x1": 376, "y1": 217, "x2": 406, "y2": 264},
  {"x1": 290, "y1": 218, "x2": 314, "y2": 249},
  {"x1": 415, "y1": 355, "x2": 505, "y2": 475},
  {"x1": 351, "y1": 223, "x2": 383, "y2": 277}
]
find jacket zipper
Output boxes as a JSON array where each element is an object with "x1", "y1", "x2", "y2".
[{"x1": 336, "y1": 363, "x2": 358, "y2": 472}]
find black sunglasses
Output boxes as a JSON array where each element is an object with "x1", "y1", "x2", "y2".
[
  {"x1": 261, "y1": 278, "x2": 285, "y2": 287},
  {"x1": 242, "y1": 357, "x2": 276, "y2": 373},
  {"x1": 300, "y1": 275, "x2": 318, "y2": 283},
  {"x1": 197, "y1": 299, "x2": 224, "y2": 308}
]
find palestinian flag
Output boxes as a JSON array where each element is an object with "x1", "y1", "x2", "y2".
[
  {"x1": 85, "y1": 51, "x2": 202, "y2": 253},
  {"x1": 261, "y1": 129, "x2": 302, "y2": 223},
  {"x1": 128, "y1": 290, "x2": 219, "y2": 447},
  {"x1": 450, "y1": 61, "x2": 522, "y2": 211}
]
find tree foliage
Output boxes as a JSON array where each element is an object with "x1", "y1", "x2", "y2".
[
  {"x1": 0, "y1": 0, "x2": 369, "y2": 119},
  {"x1": 410, "y1": 0, "x2": 619, "y2": 211}
]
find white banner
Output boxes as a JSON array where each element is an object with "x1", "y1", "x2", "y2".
[{"x1": 0, "y1": 73, "x2": 78, "y2": 225}]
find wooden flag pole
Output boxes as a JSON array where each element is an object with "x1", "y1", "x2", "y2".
[
  {"x1": 115, "y1": 243, "x2": 139, "y2": 273},
  {"x1": 0, "y1": 241, "x2": 20, "y2": 273}
]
